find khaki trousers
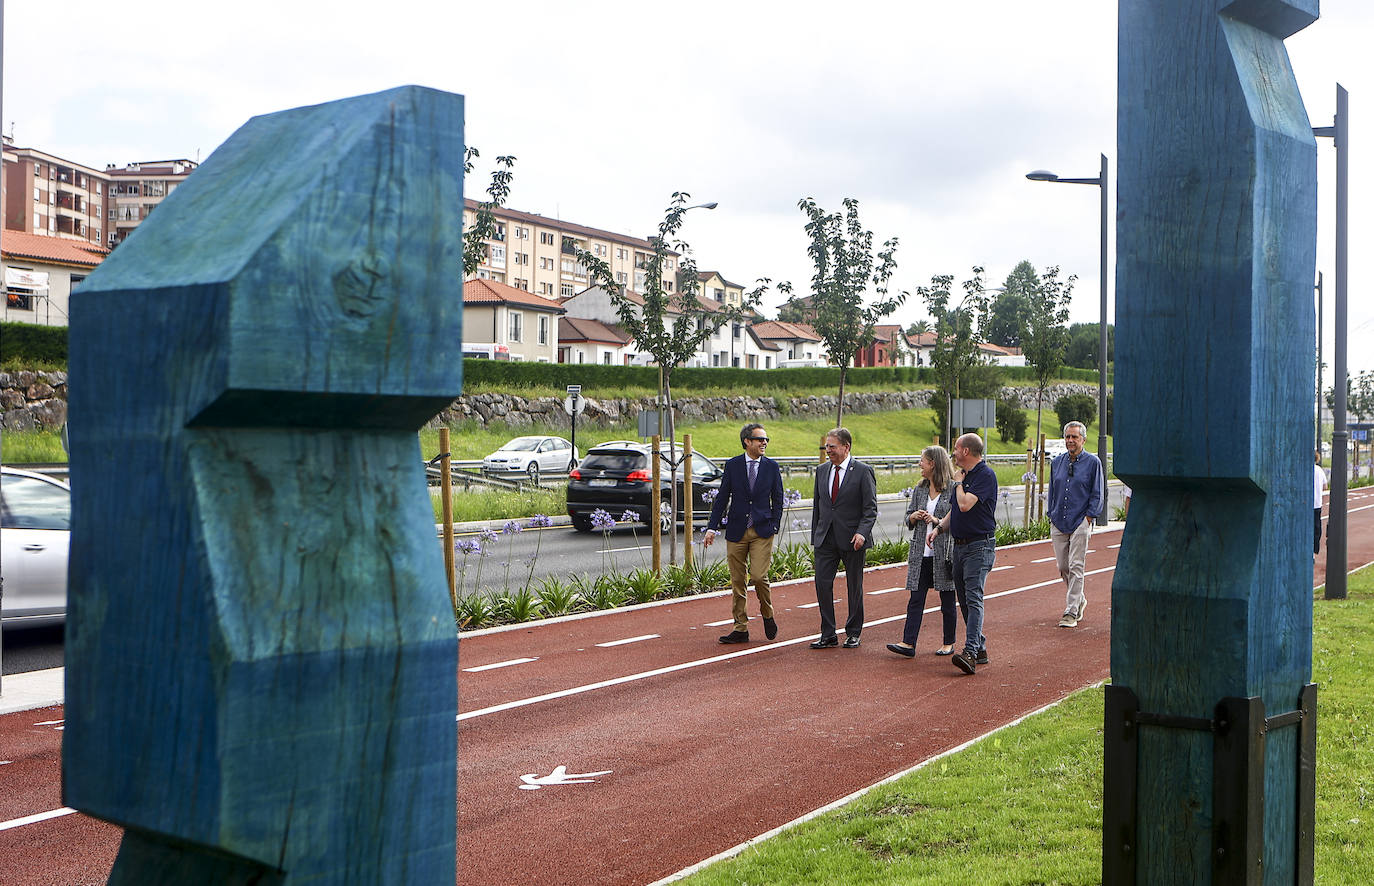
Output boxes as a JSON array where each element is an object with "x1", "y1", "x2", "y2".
[{"x1": 726, "y1": 526, "x2": 775, "y2": 632}]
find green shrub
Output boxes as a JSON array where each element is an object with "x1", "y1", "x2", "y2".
[
  {"x1": 624, "y1": 568, "x2": 665, "y2": 604},
  {"x1": 535, "y1": 577, "x2": 578, "y2": 617},
  {"x1": 995, "y1": 517, "x2": 1051, "y2": 546},
  {"x1": 1054, "y1": 392, "x2": 1097, "y2": 430},
  {"x1": 996, "y1": 395, "x2": 1029, "y2": 444},
  {"x1": 0, "y1": 322, "x2": 67, "y2": 364}
]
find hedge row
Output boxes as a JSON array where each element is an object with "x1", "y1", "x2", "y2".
[
  {"x1": 1, "y1": 322, "x2": 68, "y2": 363},
  {"x1": 463, "y1": 360, "x2": 1107, "y2": 390}
]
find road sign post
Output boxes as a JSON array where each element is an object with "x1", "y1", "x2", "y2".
[{"x1": 565, "y1": 385, "x2": 584, "y2": 463}]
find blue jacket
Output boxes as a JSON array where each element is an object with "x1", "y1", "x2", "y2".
[
  {"x1": 1047, "y1": 450, "x2": 1104, "y2": 534},
  {"x1": 707, "y1": 454, "x2": 785, "y2": 542}
]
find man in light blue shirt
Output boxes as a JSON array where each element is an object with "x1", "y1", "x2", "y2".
[{"x1": 1048, "y1": 421, "x2": 1104, "y2": 628}]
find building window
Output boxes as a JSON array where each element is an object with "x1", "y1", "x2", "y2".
[
  {"x1": 665, "y1": 259, "x2": 674, "y2": 270},
  {"x1": 560, "y1": 284, "x2": 574, "y2": 297},
  {"x1": 514, "y1": 278, "x2": 529, "y2": 290},
  {"x1": 665, "y1": 281, "x2": 674, "y2": 292},
  {"x1": 714, "y1": 288, "x2": 725, "y2": 302},
  {"x1": 540, "y1": 231, "x2": 555, "y2": 245},
  {"x1": 539, "y1": 282, "x2": 554, "y2": 295},
  {"x1": 539, "y1": 315, "x2": 549, "y2": 345},
  {"x1": 616, "y1": 248, "x2": 628, "y2": 260},
  {"x1": 490, "y1": 245, "x2": 506, "y2": 268},
  {"x1": 493, "y1": 223, "x2": 506, "y2": 241},
  {"x1": 540, "y1": 257, "x2": 554, "y2": 270},
  {"x1": 593, "y1": 243, "x2": 607, "y2": 257},
  {"x1": 602, "y1": 351, "x2": 612, "y2": 365},
  {"x1": 733, "y1": 323, "x2": 741, "y2": 339},
  {"x1": 515, "y1": 226, "x2": 529, "y2": 239},
  {"x1": 711, "y1": 354, "x2": 720, "y2": 367},
  {"x1": 109, "y1": 208, "x2": 116, "y2": 220},
  {"x1": 143, "y1": 181, "x2": 165, "y2": 197},
  {"x1": 514, "y1": 252, "x2": 529, "y2": 266},
  {"x1": 576, "y1": 350, "x2": 585, "y2": 364},
  {"x1": 34, "y1": 165, "x2": 41, "y2": 177},
  {"x1": 616, "y1": 271, "x2": 627, "y2": 284},
  {"x1": 509, "y1": 311, "x2": 523, "y2": 341}
]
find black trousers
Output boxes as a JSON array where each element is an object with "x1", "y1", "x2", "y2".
[
  {"x1": 815, "y1": 531, "x2": 867, "y2": 639},
  {"x1": 902, "y1": 557, "x2": 959, "y2": 647}
]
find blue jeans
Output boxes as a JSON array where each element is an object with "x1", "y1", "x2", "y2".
[{"x1": 951, "y1": 537, "x2": 995, "y2": 654}]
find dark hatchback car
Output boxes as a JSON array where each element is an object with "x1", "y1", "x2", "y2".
[{"x1": 566, "y1": 442, "x2": 723, "y2": 532}]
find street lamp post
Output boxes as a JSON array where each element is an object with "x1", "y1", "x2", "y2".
[
  {"x1": 1027, "y1": 155, "x2": 1110, "y2": 525},
  {"x1": 1314, "y1": 85, "x2": 1349, "y2": 599}
]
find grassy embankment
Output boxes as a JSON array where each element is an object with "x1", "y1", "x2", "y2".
[{"x1": 675, "y1": 565, "x2": 1374, "y2": 886}]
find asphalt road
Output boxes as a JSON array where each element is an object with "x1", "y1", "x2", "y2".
[{"x1": 448, "y1": 484, "x2": 1132, "y2": 595}]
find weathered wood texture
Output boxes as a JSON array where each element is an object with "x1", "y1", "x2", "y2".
[
  {"x1": 63, "y1": 86, "x2": 464, "y2": 883},
  {"x1": 1113, "y1": 1, "x2": 1317, "y2": 882}
]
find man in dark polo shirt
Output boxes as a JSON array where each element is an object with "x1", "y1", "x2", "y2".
[{"x1": 930, "y1": 432, "x2": 997, "y2": 674}]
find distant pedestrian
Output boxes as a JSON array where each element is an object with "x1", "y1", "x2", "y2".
[
  {"x1": 1314, "y1": 451, "x2": 1327, "y2": 555},
  {"x1": 888, "y1": 445, "x2": 958, "y2": 658},
  {"x1": 809, "y1": 428, "x2": 878, "y2": 649},
  {"x1": 1122, "y1": 484, "x2": 1131, "y2": 520},
  {"x1": 705, "y1": 423, "x2": 786, "y2": 644},
  {"x1": 932, "y1": 433, "x2": 997, "y2": 674},
  {"x1": 1048, "y1": 421, "x2": 1104, "y2": 628}
]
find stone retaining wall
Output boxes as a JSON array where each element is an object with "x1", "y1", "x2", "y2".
[
  {"x1": 0, "y1": 372, "x2": 1105, "y2": 433},
  {"x1": 0, "y1": 370, "x2": 68, "y2": 431}
]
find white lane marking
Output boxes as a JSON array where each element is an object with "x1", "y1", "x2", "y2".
[
  {"x1": 704, "y1": 618, "x2": 735, "y2": 627},
  {"x1": 0, "y1": 807, "x2": 77, "y2": 832},
  {"x1": 867, "y1": 587, "x2": 904, "y2": 596},
  {"x1": 595, "y1": 634, "x2": 660, "y2": 648},
  {"x1": 458, "y1": 567, "x2": 1115, "y2": 723},
  {"x1": 33, "y1": 720, "x2": 63, "y2": 726},
  {"x1": 798, "y1": 602, "x2": 821, "y2": 609},
  {"x1": 0, "y1": 761, "x2": 10, "y2": 766},
  {"x1": 463, "y1": 657, "x2": 538, "y2": 673},
  {"x1": 991, "y1": 565, "x2": 1014, "y2": 572},
  {"x1": 519, "y1": 765, "x2": 613, "y2": 790},
  {"x1": 1031, "y1": 556, "x2": 1056, "y2": 563},
  {"x1": 1108, "y1": 544, "x2": 1121, "y2": 549}
]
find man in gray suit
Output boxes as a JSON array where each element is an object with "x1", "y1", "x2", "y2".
[{"x1": 810, "y1": 427, "x2": 879, "y2": 648}]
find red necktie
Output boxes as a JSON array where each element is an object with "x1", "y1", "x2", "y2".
[{"x1": 831, "y1": 465, "x2": 840, "y2": 502}]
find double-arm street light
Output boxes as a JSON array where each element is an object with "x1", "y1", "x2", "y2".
[{"x1": 1027, "y1": 154, "x2": 1110, "y2": 526}]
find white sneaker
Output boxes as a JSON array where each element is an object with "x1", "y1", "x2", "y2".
[{"x1": 1058, "y1": 612, "x2": 1078, "y2": 628}]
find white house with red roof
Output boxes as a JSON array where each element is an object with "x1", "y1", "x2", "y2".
[
  {"x1": 749, "y1": 320, "x2": 829, "y2": 367},
  {"x1": 2, "y1": 230, "x2": 107, "y2": 325},
  {"x1": 462, "y1": 279, "x2": 565, "y2": 362}
]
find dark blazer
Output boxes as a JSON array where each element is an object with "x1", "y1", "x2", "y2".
[
  {"x1": 706, "y1": 454, "x2": 785, "y2": 543},
  {"x1": 811, "y1": 458, "x2": 878, "y2": 550}
]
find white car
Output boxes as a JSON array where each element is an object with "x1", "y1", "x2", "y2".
[
  {"x1": 1, "y1": 466, "x2": 70, "y2": 629},
  {"x1": 481, "y1": 436, "x2": 578, "y2": 481}
]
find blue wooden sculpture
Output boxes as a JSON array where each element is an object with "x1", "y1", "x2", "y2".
[
  {"x1": 63, "y1": 86, "x2": 463, "y2": 883},
  {"x1": 1111, "y1": 2, "x2": 1318, "y2": 883}
]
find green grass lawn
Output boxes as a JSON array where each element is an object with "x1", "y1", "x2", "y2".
[{"x1": 678, "y1": 568, "x2": 1374, "y2": 886}]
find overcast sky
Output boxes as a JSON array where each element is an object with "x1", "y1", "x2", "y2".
[{"x1": 4, "y1": 0, "x2": 1369, "y2": 379}]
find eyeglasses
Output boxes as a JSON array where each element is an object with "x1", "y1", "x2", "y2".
[{"x1": 748, "y1": 436, "x2": 769, "y2": 442}]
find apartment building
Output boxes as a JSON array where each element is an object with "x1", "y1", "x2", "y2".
[
  {"x1": 105, "y1": 159, "x2": 198, "y2": 247},
  {"x1": 462, "y1": 200, "x2": 680, "y2": 298},
  {"x1": 2, "y1": 230, "x2": 107, "y2": 326},
  {"x1": 2, "y1": 142, "x2": 110, "y2": 248},
  {"x1": 692, "y1": 270, "x2": 745, "y2": 308}
]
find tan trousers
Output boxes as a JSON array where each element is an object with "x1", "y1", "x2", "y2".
[{"x1": 726, "y1": 527, "x2": 775, "y2": 632}]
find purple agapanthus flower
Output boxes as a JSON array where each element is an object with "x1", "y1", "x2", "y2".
[
  {"x1": 784, "y1": 489, "x2": 802, "y2": 506},
  {"x1": 479, "y1": 528, "x2": 499, "y2": 544},
  {"x1": 455, "y1": 539, "x2": 481, "y2": 556},
  {"x1": 591, "y1": 508, "x2": 616, "y2": 531},
  {"x1": 525, "y1": 514, "x2": 554, "y2": 529},
  {"x1": 701, "y1": 488, "x2": 718, "y2": 504},
  {"x1": 1022, "y1": 471, "x2": 1037, "y2": 484},
  {"x1": 620, "y1": 510, "x2": 638, "y2": 524},
  {"x1": 503, "y1": 520, "x2": 522, "y2": 535}
]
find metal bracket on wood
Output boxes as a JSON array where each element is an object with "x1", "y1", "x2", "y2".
[{"x1": 1102, "y1": 683, "x2": 1316, "y2": 886}]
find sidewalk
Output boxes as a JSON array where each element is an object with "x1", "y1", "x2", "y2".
[{"x1": 0, "y1": 667, "x2": 64, "y2": 715}]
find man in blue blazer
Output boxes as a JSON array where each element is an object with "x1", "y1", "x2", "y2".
[
  {"x1": 705, "y1": 423, "x2": 786, "y2": 644},
  {"x1": 810, "y1": 427, "x2": 878, "y2": 648}
]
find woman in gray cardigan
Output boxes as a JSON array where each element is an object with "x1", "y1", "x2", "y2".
[{"x1": 888, "y1": 445, "x2": 959, "y2": 657}]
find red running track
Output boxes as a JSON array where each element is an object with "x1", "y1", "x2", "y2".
[{"x1": 3, "y1": 490, "x2": 1373, "y2": 886}]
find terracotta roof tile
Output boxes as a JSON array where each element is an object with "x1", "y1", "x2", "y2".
[
  {"x1": 1, "y1": 230, "x2": 107, "y2": 267},
  {"x1": 559, "y1": 316, "x2": 631, "y2": 345},
  {"x1": 463, "y1": 278, "x2": 566, "y2": 311}
]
